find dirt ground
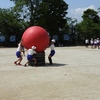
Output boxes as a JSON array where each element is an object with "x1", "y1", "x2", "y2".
[{"x1": 0, "y1": 46, "x2": 100, "y2": 100}]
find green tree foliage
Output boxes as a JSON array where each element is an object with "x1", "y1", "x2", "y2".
[
  {"x1": 76, "y1": 9, "x2": 100, "y2": 44},
  {"x1": 10, "y1": 0, "x2": 68, "y2": 35},
  {"x1": 0, "y1": 8, "x2": 26, "y2": 42},
  {"x1": 10, "y1": 0, "x2": 35, "y2": 25},
  {"x1": 35, "y1": 0, "x2": 68, "y2": 35}
]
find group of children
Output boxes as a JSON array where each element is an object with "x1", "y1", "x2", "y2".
[
  {"x1": 90, "y1": 38, "x2": 100, "y2": 49},
  {"x1": 14, "y1": 39, "x2": 55, "y2": 67},
  {"x1": 85, "y1": 38, "x2": 100, "y2": 49}
]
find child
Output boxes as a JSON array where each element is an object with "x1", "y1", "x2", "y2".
[
  {"x1": 85, "y1": 39, "x2": 89, "y2": 48},
  {"x1": 14, "y1": 40, "x2": 24, "y2": 65},
  {"x1": 48, "y1": 39, "x2": 55, "y2": 64},
  {"x1": 24, "y1": 46, "x2": 37, "y2": 67},
  {"x1": 90, "y1": 38, "x2": 94, "y2": 49},
  {"x1": 21, "y1": 45, "x2": 25, "y2": 56}
]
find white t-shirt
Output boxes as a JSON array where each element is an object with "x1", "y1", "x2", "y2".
[
  {"x1": 90, "y1": 40, "x2": 93, "y2": 44},
  {"x1": 94, "y1": 40, "x2": 97, "y2": 44},
  {"x1": 27, "y1": 49, "x2": 36, "y2": 55},
  {"x1": 17, "y1": 43, "x2": 22, "y2": 52},
  {"x1": 50, "y1": 44, "x2": 55, "y2": 50},
  {"x1": 85, "y1": 39, "x2": 89, "y2": 44},
  {"x1": 96, "y1": 39, "x2": 99, "y2": 43}
]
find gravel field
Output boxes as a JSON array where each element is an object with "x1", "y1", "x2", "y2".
[{"x1": 0, "y1": 46, "x2": 100, "y2": 100}]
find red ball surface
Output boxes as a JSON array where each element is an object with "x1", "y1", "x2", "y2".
[{"x1": 22, "y1": 26, "x2": 50, "y2": 52}]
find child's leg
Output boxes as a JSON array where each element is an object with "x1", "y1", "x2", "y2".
[
  {"x1": 48, "y1": 57, "x2": 52, "y2": 64},
  {"x1": 24, "y1": 60, "x2": 29, "y2": 66},
  {"x1": 48, "y1": 54, "x2": 52, "y2": 64},
  {"x1": 14, "y1": 58, "x2": 21, "y2": 65},
  {"x1": 18, "y1": 57, "x2": 23, "y2": 64},
  {"x1": 33, "y1": 58, "x2": 36, "y2": 66}
]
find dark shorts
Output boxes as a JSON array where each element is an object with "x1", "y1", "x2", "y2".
[
  {"x1": 27, "y1": 55, "x2": 34, "y2": 60},
  {"x1": 16, "y1": 51, "x2": 21, "y2": 58},
  {"x1": 97, "y1": 43, "x2": 99, "y2": 46},
  {"x1": 91, "y1": 43, "x2": 94, "y2": 46},
  {"x1": 50, "y1": 50, "x2": 55, "y2": 56}
]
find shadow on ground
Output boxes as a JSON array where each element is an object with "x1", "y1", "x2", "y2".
[
  {"x1": 44, "y1": 63, "x2": 67, "y2": 67},
  {"x1": 28, "y1": 62, "x2": 67, "y2": 67}
]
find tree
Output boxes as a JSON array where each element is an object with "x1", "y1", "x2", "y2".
[
  {"x1": 10, "y1": 0, "x2": 68, "y2": 35},
  {"x1": 82, "y1": 9, "x2": 100, "y2": 23},
  {"x1": 0, "y1": 8, "x2": 26, "y2": 42},
  {"x1": 37, "y1": 0, "x2": 68, "y2": 35},
  {"x1": 76, "y1": 8, "x2": 100, "y2": 45},
  {"x1": 10, "y1": 0, "x2": 40, "y2": 26}
]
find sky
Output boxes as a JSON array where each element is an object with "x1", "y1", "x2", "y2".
[
  {"x1": 0, "y1": 0, "x2": 100, "y2": 22},
  {"x1": 65, "y1": 0, "x2": 100, "y2": 22}
]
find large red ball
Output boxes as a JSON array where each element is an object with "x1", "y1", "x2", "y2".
[{"x1": 22, "y1": 26, "x2": 50, "y2": 52}]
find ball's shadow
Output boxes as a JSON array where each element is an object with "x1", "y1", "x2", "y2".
[
  {"x1": 44, "y1": 63, "x2": 67, "y2": 67},
  {"x1": 28, "y1": 61, "x2": 67, "y2": 67}
]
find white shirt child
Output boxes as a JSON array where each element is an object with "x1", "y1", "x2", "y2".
[{"x1": 27, "y1": 49, "x2": 36, "y2": 55}]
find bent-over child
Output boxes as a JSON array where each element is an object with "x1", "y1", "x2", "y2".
[
  {"x1": 24, "y1": 46, "x2": 37, "y2": 67},
  {"x1": 14, "y1": 40, "x2": 25, "y2": 65}
]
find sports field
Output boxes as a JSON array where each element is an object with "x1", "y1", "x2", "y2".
[{"x1": 0, "y1": 46, "x2": 100, "y2": 100}]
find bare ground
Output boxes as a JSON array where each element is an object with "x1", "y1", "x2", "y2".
[{"x1": 0, "y1": 46, "x2": 100, "y2": 100}]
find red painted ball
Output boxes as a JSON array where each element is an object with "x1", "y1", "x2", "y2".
[{"x1": 22, "y1": 26, "x2": 50, "y2": 52}]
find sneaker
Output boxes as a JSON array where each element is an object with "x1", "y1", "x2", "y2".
[
  {"x1": 14, "y1": 62, "x2": 17, "y2": 65},
  {"x1": 24, "y1": 64, "x2": 27, "y2": 67},
  {"x1": 18, "y1": 63, "x2": 22, "y2": 66},
  {"x1": 50, "y1": 63, "x2": 53, "y2": 65}
]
